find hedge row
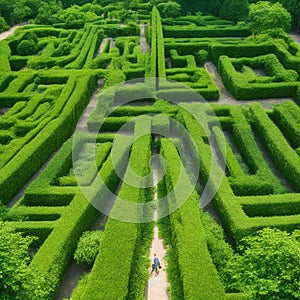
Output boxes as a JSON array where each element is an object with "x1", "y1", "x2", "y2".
[
  {"x1": 10, "y1": 131, "x2": 132, "y2": 299},
  {"x1": 179, "y1": 104, "x2": 300, "y2": 242},
  {"x1": 232, "y1": 54, "x2": 299, "y2": 82},
  {"x1": 169, "y1": 49, "x2": 197, "y2": 69},
  {"x1": 164, "y1": 41, "x2": 209, "y2": 57},
  {"x1": 271, "y1": 100, "x2": 300, "y2": 148},
  {"x1": 249, "y1": 103, "x2": 300, "y2": 192},
  {"x1": 165, "y1": 68, "x2": 219, "y2": 101},
  {"x1": 163, "y1": 25, "x2": 250, "y2": 38},
  {"x1": 213, "y1": 126, "x2": 245, "y2": 178},
  {"x1": 218, "y1": 55, "x2": 298, "y2": 100},
  {"x1": 15, "y1": 26, "x2": 102, "y2": 70},
  {"x1": 149, "y1": 7, "x2": 158, "y2": 78},
  {"x1": 239, "y1": 193, "x2": 300, "y2": 218},
  {"x1": 79, "y1": 118, "x2": 153, "y2": 299},
  {"x1": 0, "y1": 72, "x2": 97, "y2": 204},
  {"x1": 230, "y1": 106, "x2": 285, "y2": 194},
  {"x1": 12, "y1": 139, "x2": 109, "y2": 299},
  {"x1": 0, "y1": 41, "x2": 11, "y2": 72},
  {"x1": 156, "y1": 8, "x2": 166, "y2": 79},
  {"x1": 159, "y1": 138, "x2": 227, "y2": 299},
  {"x1": 58, "y1": 142, "x2": 112, "y2": 186}
]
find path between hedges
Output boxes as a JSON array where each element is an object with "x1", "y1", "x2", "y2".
[
  {"x1": 140, "y1": 24, "x2": 150, "y2": 53},
  {"x1": 95, "y1": 37, "x2": 115, "y2": 57},
  {"x1": 146, "y1": 168, "x2": 170, "y2": 300}
]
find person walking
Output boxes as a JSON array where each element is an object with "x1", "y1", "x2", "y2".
[{"x1": 151, "y1": 253, "x2": 161, "y2": 276}]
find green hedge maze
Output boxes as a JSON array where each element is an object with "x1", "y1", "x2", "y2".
[{"x1": 1, "y1": 5, "x2": 300, "y2": 300}]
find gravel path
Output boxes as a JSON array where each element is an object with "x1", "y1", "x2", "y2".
[
  {"x1": 94, "y1": 37, "x2": 114, "y2": 57},
  {"x1": 146, "y1": 168, "x2": 170, "y2": 300},
  {"x1": 140, "y1": 24, "x2": 150, "y2": 53}
]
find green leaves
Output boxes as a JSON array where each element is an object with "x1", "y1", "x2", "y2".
[
  {"x1": 0, "y1": 222, "x2": 35, "y2": 299},
  {"x1": 248, "y1": 1, "x2": 291, "y2": 35},
  {"x1": 74, "y1": 230, "x2": 102, "y2": 266},
  {"x1": 222, "y1": 228, "x2": 300, "y2": 299}
]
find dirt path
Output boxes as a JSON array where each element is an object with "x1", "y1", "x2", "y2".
[
  {"x1": 205, "y1": 61, "x2": 292, "y2": 109},
  {"x1": 146, "y1": 168, "x2": 170, "y2": 300},
  {"x1": 289, "y1": 32, "x2": 300, "y2": 44},
  {"x1": 140, "y1": 24, "x2": 150, "y2": 53},
  {"x1": 0, "y1": 25, "x2": 21, "y2": 41},
  {"x1": 76, "y1": 78, "x2": 105, "y2": 132},
  {"x1": 94, "y1": 37, "x2": 115, "y2": 57}
]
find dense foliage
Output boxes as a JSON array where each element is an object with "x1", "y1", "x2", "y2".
[
  {"x1": 74, "y1": 231, "x2": 102, "y2": 266},
  {"x1": 222, "y1": 228, "x2": 300, "y2": 299},
  {"x1": 1, "y1": 1, "x2": 300, "y2": 299},
  {"x1": 0, "y1": 222, "x2": 34, "y2": 299},
  {"x1": 0, "y1": 0, "x2": 300, "y2": 32},
  {"x1": 248, "y1": 1, "x2": 291, "y2": 35}
]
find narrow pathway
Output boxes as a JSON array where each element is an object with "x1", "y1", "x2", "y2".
[
  {"x1": 94, "y1": 37, "x2": 114, "y2": 57},
  {"x1": 251, "y1": 129, "x2": 294, "y2": 192},
  {"x1": 76, "y1": 78, "x2": 105, "y2": 132},
  {"x1": 146, "y1": 166, "x2": 169, "y2": 300},
  {"x1": 7, "y1": 146, "x2": 61, "y2": 208},
  {"x1": 205, "y1": 61, "x2": 292, "y2": 109},
  {"x1": 55, "y1": 79, "x2": 108, "y2": 300},
  {"x1": 140, "y1": 24, "x2": 150, "y2": 53},
  {"x1": 0, "y1": 25, "x2": 21, "y2": 41}
]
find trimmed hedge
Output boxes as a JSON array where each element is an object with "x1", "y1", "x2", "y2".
[
  {"x1": 271, "y1": 100, "x2": 300, "y2": 148},
  {"x1": 230, "y1": 106, "x2": 285, "y2": 194},
  {"x1": 159, "y1": 138, "x2": 227, "y2": 299},
  {"x1": 0, "y1": 72, "x2": 97, "y2": 204},
  {"x1": 80, "y1": 118, "x2": 153, "y2": 299},
  {"x1": 250, "y1": 103, "x2": 300, "y2": 191},
  {"x1": 218, "y1": 55, "x2": 298, "y2": 100}
]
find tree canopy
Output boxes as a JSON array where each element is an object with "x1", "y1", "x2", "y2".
[
  {"x1": 157, "y1": 1, "x2": 181, "y2": 18},
  {"x1": 222, "y1": 228, "x2": 300, "y2": 299},
  {"x1": 248, "y1": 1, "x2": 291, "y2": 35},
  {"x1": 219, "y1": 0, "x2": 249, "y2": 22}
]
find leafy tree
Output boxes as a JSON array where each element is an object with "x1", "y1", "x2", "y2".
[
  {"x1": 248, "y1": 1, "x2": 291, "y2": 35},
  {"x1": 0, "y1": 0, "x2": 16, "y2": 25},
  {"x1": 0, "y1": 17, "x2": 8, "y2": 32},
  {"x1": 206, "y1": 0, "x2": 223, "y2": 16},
  {"x1": 12, "y1": 0, "x2": 32, "y2": 24},
  {"x1": 157, "y1": 1, "x2": 181, "y2": 18},
  {"x1": 74, "y1": 231, "x2": 102, "y2": 266},
  {"x1": 219, "y1": 0, "x2": 249, "y2": 22},
  {"x1": 222, "y1": 228, "x2": 300, "y2": 299},
  {"x1": 35, "y1": 0, "x2": 62, "y2": 25},
  {"x1": 25, "y1": 0, "x2": 40, "y2": 19},
  {"x1": 268, "y1": 0, "x2": 300, "y2": 29},
  {"x1": 177, "y1": 0, "x2": 206, "y2": 14}
]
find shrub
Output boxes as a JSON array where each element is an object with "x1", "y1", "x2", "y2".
[
  {"x1": 196, "y1": 49, "x2": 209, "y2": 66},
  {"x1": 52, "y1": 41, "x2": 71, "y2": 57},
  {"x1": 74, "y1": 231, "x2": 102, "y2": 266},
  {"x1": 0, "y1": 222, "x2": 36, "y2": 299},
  {"x1": 17, "y1": 40, "x2": 36, "y2": 56}
]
